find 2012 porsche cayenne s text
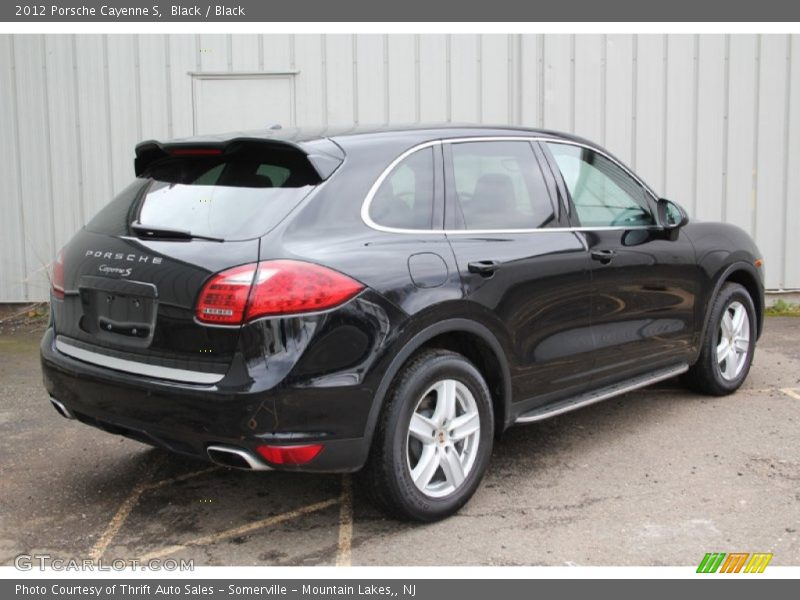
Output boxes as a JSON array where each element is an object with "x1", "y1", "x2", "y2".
[{"x1": 41, "y1": 125, "x2": 764, "y2": 521}]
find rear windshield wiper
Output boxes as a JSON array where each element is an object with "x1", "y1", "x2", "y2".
[{"x1": 131, "y1": 222, "x2": 224, "y2": 243}]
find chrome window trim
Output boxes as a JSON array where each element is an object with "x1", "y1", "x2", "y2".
[
  {"x1": 55, "y1": 338, "x2": 225, "y2": 385},
  {"x1": 360, "y1": 135, "x2": 660, "y2": 235}
]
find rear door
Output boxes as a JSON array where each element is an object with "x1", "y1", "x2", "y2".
[
  {"x1": 52, "y1": 142, "x2": 329, "y2": 384},
  {"x1": 542, "y1": 141, "x2": 698, "y2": 379},
  {"x1": 444, "y1": 139, "x2": 596, "y2": 408}
]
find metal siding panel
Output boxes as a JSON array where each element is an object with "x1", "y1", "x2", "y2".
[
  {"x1": 387, "y1": 35, "x2": 416, "y2": 123},
  {"x1": 0, "y1": 36, "x2": 27, "y2": 301},
  {"x1": 294, "y1": 35, "x2": 325, "y2": 127},
  {"x1": 574, "y1": 34, "x2": 604, "y2": 142},
  {"x1": 355, "y1": 35, "x2": 386, "y2": 125},
  {"x1": 604, "y1": 35, "x2": 635, "y2": 165},
  {"x1": 138, "y1": 35, "x2": 170, "y2": 140},
  {"x1": 724, "y1": 35, "x2": 758, "y2": 236},
  {"x1": 168, "y1": 35, "x2": 196, "y2": 138},
  {"x1": 785, "y1": 35, "x2": 800, "y2": 289},
  {"x1": 634, "y1": 34, "x2": 666, "y2": 192},
  {"x1": 542, "y1": 35, "x2": 572, "y2": 132},
  {"x1": 481, "y1": 34, "x2": 510, "y2": 123},
  {"x1": 230, "y1": 34, "x2": 260, "y2": 71},
  {"x1": 74, "y1": 36, "x2": 113, "y2": 225},
  {"x1": 14, "y1": 35, "x2": 55, "y2": 301},
  {"x1": 261, "y1": 34, "x2": 292, "y2": 71},
  {"x1": 450, "y1": 34, "x2": 481, "y2": 123},
  {"x1": 663, "y1": 35, "x2": 696, "y2": 210},
  {"x1": 324, "y1": 34, "x2": 355, "y2": 126},
  {"x1": 106, "y1": 35, "x2": 140, "y2": 195},
  {"x1": 519, "y1": 34, "x2": 541, "y2": 126},
  {"x1": 419, "y1": 35, "x2": 448, "y2": 122},
  {"x1": 754, "y1": 35, "x2": 789, "y2": 289},
  {"x1": 695, "y1": 35, "x2": 727, "y2": 222},
  {"x1": 44, "y1": 36, "x2": 83, "y2": 250},
  {"x1": 199, "y1": 34, "x2": 229, "y2": 72}
]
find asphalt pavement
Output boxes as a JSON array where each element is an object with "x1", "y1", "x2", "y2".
[{"x1": 1, "y1": 318, "x2": 798, "y2": 566}]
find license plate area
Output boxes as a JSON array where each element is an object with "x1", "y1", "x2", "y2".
[{"x1": 78, "y1": 276, "x2": 158, "y2": 348}]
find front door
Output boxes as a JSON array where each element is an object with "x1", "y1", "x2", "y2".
[{"x1": 542, "y1": 141, "x2": 699, "y2": 382}]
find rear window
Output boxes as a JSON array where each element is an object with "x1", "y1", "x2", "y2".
[{"x1": 86, "y1": 150, "x2": 321, "y2": 241}]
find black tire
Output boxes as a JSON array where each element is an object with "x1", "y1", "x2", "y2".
[
  {"x1": 685, "y1": 282, "x2": 757, "y2": 396},
  {"x1": 359, "y1": 349, "x2": 494, "y2": 522}
]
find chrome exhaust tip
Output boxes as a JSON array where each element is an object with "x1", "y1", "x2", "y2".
[
  {"x1": 49, "y1": 397, "x2": 74, "y2": 419},
  {"x1": 206, "y1": 444, "x2": 271, "y2": 471}
]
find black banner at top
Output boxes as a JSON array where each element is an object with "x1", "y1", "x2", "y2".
[{"x1": 3, "y1": 0, "x2": 800, "y2": 22}]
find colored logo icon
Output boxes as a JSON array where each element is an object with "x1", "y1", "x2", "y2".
[{"x1": 697, "y1": 552, "x2": 773, "y2": 573}]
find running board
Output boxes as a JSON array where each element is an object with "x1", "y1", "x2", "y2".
[{"x1": 514, "y1": 363, "x2": 689, "y2": 424}]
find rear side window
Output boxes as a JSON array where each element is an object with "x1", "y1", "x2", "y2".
[
  {"x1": 450, "y1": 141, "x2": 555, "y2": 230},
  {"x1": 369, "y1": 147, "x2": 435, "y2": 230},
  {"x1": 86, "y1": 150, "x2": 321, "y2": 241}
]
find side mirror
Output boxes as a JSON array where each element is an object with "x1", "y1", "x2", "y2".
[{"x1": 657, "y1": 198, "x2": 689, "y2": 230}]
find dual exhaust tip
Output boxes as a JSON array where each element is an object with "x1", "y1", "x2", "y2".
[
  {"x1": 49, "y1": 397, "x2": 75, "y2": 420},
  {"x1": 206, "y1": 445, "x2": 272, "y2": 471}
]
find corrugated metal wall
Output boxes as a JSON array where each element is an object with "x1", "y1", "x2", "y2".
[{"x1": 1, "y1": 34, "x2": 798, "y2": 301}]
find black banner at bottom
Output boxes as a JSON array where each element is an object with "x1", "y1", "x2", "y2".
[{"x1": 4, "y1": 579, "x2": 795, "y2": 600}]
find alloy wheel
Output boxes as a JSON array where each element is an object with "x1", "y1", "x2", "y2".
[
  {"x1": 406, "y1": 379, "x2": 481, "y2": 498},
  {"x1": 716, "y1": 300, "x2": 751, "y2": 381}
]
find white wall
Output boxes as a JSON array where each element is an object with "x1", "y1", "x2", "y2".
[{"x1": 1, "y1": 34, "x2": 798, "y2": 301}]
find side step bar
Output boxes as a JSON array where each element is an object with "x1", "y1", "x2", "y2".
[{"x1": 514, "y1": 363, "x2": 689, "y2": 424}]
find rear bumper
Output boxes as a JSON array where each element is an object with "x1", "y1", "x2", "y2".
[{"x1": 40, "y1": 326, "x2": 376, "y2": 472}]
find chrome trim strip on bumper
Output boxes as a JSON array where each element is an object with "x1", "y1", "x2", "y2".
[
  {"x1": 515, "y1": 363, "x2": 689, "y2": 424},
  {"x1": 54, "y1": 338, "x2": 225, "y2": 385}
]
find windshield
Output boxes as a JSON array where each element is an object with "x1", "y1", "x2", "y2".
[{"x1": 86, "y1": 151, "x2": 321, "y2": 241}]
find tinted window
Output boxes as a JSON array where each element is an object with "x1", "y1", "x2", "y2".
[
  {"x1": 450, "y1": 141, "x2": 555, "y2": 230},
  {"x1": 369, "y1": 148, "x2": 435, "y2": 230},
  {"x1": 546, "y1": 142, "x2": 654, "y2": 227},
  {"x1": 86, "y1": 152, "x2": 320, "y2": 241}
]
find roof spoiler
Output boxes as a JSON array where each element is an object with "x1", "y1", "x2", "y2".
[{"x1": 134, "y1": 137, "x2": 344, "y2": 180}]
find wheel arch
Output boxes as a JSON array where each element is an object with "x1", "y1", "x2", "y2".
[
  {"x1": 363, "y1": 319, "x2": 513, "y2": 453},
  {"x1": 702, "y1": 262, "x2": 765, "y2": 344}
]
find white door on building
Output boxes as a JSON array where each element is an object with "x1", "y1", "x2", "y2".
[{"x1": 192, "y1": 75, "x2": 295, "y2": 135}]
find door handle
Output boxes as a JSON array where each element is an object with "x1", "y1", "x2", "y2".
[
  {"x1": 590, "y1": 249, "x2": 617, "y2": 264},
  {"x1": 468, "y1": 260, "x2": 501, "y2": 276}
]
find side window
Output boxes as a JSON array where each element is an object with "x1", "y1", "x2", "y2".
[
  {"x1": 450, "y1": 141, "x2": 555, "y2": 230},
  {"x1": 546, "y1": 142, "x2": 655, "y2": 227},
  {"x1": 369, "y1": 147, "x2": 435, "y2": 230}
]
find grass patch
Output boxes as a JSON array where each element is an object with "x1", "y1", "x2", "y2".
[{"x1": 765, "y1": 299, "x2": 800, "y2": 317}]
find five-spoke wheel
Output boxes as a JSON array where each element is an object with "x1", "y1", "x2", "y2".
[{"x1": 407, "y1": 379, "x2": 481, "y2": 498}]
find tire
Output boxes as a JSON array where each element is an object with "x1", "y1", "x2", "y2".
[
  {"x1": 360, "y1": 349, "x2": 494, "y2": 522},
  {"x1": 685, "y1": 282, "x2": 757, "y2": 396}
]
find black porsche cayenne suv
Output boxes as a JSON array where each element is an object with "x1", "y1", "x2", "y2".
[{"x1": 41, "y1": 125, "x2": 764, "y2": 521}]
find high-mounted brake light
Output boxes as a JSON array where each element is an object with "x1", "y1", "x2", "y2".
[
  {"x1": 169, "y1": 147, "x2": 223, "y2": 156},
  {"x1": 256, "y1": 444, "x2": 324, "y2": 466},
  {"x1": 52, "y1": 249, "x2": 65, "y2": 299},
  {"x1": 195, "y1": 260, "x2": 364, "y2": 325}
]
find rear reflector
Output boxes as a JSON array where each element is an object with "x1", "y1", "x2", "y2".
[
  {"x1": 256, "y1": 444, "x2": 323, "y2": 466},
  {"x1": 52, "y1": 249, "x2": 65, "y2": 299},
  {"x1": 195, "y1": 260, "x2": 364, "y2": 325}
]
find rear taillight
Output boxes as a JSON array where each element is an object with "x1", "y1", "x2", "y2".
[
  {"x1": 52, "y1": 249, "x2": 65, "y2": 299},
  {"x1": 195, "y1": 260, "x2": 364, "y2": 325},
  {"x1": 256, "y1": 443, "x2": 323, "y2": 466},
  {"x1": 194, "y1": 264, "x2": 257, "y2": 325}
]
